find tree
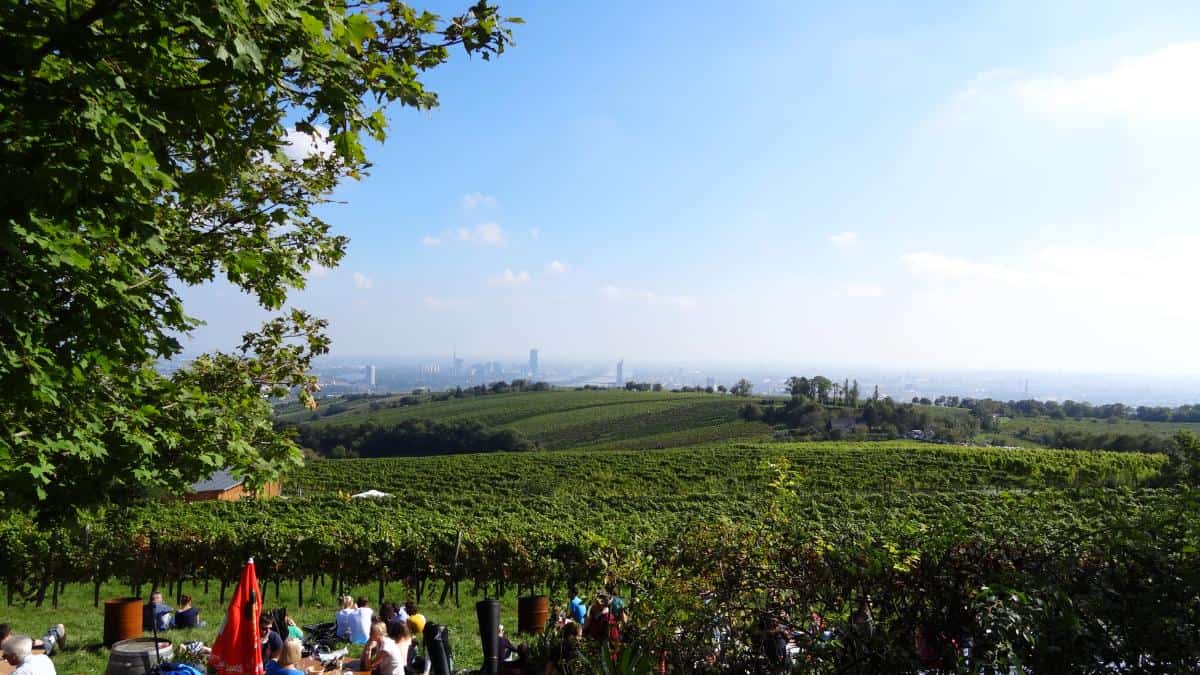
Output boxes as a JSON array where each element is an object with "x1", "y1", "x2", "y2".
[
  {"x1": 0, "y1": 0, "x2": 518, "y2": 518},
  {"x1": 848, "y1": 380, "x2": 860, "y2": 407},
  {"x1": 717, "y1": 385, "x2": 728, "y2": 394},
  {"x1": 1161, "y1": 430, "x2": 1200, "y2": 486},
  {"x1": 812, "y1": 376, "x2": 833, "y2": 403},
  {"x1": 738, "y1": 402, "x2": 763, "y2": 421},
  {"x1": 731, "y1": 378, "x2": 754, "y2": 396},
  {"x1": 786, "y1": 376, "x2": 809, "y2": 398}
]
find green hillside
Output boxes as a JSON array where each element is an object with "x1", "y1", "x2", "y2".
[
  {"x1": 280, "y1": 389, "x2": 771, "y2": 451},
  {"x1": 286, "y1": 439, "x2": 1165, "y2": 500}
]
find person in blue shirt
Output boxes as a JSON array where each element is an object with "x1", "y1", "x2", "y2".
[
  {"x1": 567, "y1": 586, "x2": 587, "y2": 625},
  {"x1": 143, "y1": 591, "x2": 174, "y2": 631}
]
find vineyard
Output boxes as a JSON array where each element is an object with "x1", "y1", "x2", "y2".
[
  {"x1": 278, "y1": 390, "x2": 772, "y2": 451},
  {"x1": 2, "y1": 441, "x2": 1197, "y2": 670}
]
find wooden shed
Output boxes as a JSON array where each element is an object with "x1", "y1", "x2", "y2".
[{"x1": 185, "y1": 469, "x2": 280, "y2": 502}]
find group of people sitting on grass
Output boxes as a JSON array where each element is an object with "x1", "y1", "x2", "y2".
[
  {"x1": 333, "y1": 596, "x2": 426, "y2": 646},
  {"x1": 331, "y1": 596, "x2": 431, "y2": 674},
  {"x1": 501, "y1": 583, "x2": 628, "y2": 675},
  {"x1": 0, "y1": 624, "x2": 65, "y2": 675},
  {"x1": 143, "y1": 591, "x2": 205, "y2": 631}
]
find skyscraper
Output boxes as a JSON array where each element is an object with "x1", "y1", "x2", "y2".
[
  {"x1": 529, "y1": 348, "x2": 539, "y2": 377},
  {"x1": 369, "y1": 365, "x2": 376, "y2": 387},
  {"x1": 616, "y1": 359, "x2": 624, "y2": 388}
]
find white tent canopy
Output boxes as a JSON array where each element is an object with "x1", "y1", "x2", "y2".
[{"x1": 351, "y1": 489, "x2": 392, "y2": 499}]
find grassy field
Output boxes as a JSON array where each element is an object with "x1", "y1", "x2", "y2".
[
  {"x1": 0, "y1": 581, "x2": 539, "y2": 674},
  {"x1": 280, "y1": 390, "x2": 773, "y2": 451}
]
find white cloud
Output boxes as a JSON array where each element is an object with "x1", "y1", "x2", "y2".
[
  {"x1": 902, "y1": 238, "x2": 1200, "y2": 305},
  {"x1": 598, "y1": 285, "x2": 697, "y2": 310},
  {"x1": 352, "y1": 272, "x2": 373, "y2": 289},
  {"x1": 843, "y1": 283, "x2": 883, "y2": 298},
  {"x1": 424, "y1": 296, "x2": 465, "y2": 309},
  {"x1": 490, "y1": 269, "x2": 531, "y2": 287},
  {"x1": 828, "y1": 231, "x2": 859, "y2": 248},
  {"x1": 456, "y1": 222, "x2": 506, "y2": 245},
  {"x1": 544, "y1": 260, "x2": 568, "y2": 277},
  {"x1": 421, "y1": 235, "x2": 442, "y2": 246},
  {"x1": 901, "y1": 251, "x2": 1027, "y2": 287},
  {"x1": 984, "y1": 43, "x2": 1200, "y2": 122},
  {"x1": 530, "y1": 227, "x2": 541, "y2": 240},
  {"x1": 462, "y1": 192, "x2": 498, "y2": 209},
  {"x1": 282, "y1": 125, "x2": 334, "y2": 161}
]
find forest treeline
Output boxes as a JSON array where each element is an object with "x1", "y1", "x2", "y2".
[{"x1": 289, "y1": 419, "x2": 536, "y2": 458}]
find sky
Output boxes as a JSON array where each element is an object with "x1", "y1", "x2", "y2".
[{"x1": 181, "y1": 0, "x2": 1200, "y2": 376}]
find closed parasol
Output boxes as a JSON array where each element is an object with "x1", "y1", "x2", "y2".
[{"x1": 209, "y1": 558, "x2": 264, "y2": 675}]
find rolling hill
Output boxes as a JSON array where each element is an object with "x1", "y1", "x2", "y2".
[{"x1": 278, "y1": 389, "x2": 772, "y2": 451}]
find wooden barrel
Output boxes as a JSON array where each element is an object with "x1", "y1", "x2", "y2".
[
  {"x1": 103, "y1": 597, "x2": 143, "y2": 647},
  {"x1": 106, "y1": 638, "x2": 172, "y2": 675},
  {"x1": 516, "y1": 595, "x2": 549, "y2": 635}
]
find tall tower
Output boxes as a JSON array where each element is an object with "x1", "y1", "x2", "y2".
[
  {"x1": 616, "y1": 359, "x2": 624, "y2": 388},
  {"x1": 369, "y1": 365, "x2": 376, "y2": 387},
  {"x1": 529, "y1": 348, "x2": 539, "y2": 377}
]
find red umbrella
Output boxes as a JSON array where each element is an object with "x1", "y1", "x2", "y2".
[{"x1": 209, "y1": 558, "x2": 264, "y2": 675}]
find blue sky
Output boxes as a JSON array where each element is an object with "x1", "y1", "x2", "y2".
[{"x1": 183, "y1": 1, "x2": 1200, "y2": 375}]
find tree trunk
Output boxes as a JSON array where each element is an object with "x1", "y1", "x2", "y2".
[
  {"x1": 94, "y1": 579, "x2": 102, "y2": 608},
  {"x1": 220, "y1": 579, "x2": 228, "y2": 605},
  {"x1": 298, "y1": 578, "x2": 304, "y2": 608}
]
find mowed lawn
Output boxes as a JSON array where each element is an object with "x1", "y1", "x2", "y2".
[
  {"x1": 0, "y1": 581, "x2": 542, "y2": 674},
  {"x1": 282, "y1": 390, "x2": 773, "y2": 451}
]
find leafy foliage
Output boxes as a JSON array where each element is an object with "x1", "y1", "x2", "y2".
[{"x1": 0, "y1": 0, "x2": 518, "y2": 517}]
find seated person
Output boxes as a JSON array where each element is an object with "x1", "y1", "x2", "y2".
[
  {"x1": 1, "y1": 635, "x2": 55, "y2": 675},
  {"x1": 265, "y1": 637, "x2": 305, "y2": 675},
  {"x1": 142, "y1": 591, "x2": 174, "y2": 631},
  {"x1": 404, "y1": 602, "x2": 426, "y2": 637},
  {"x1": 259, "y1": 615, "x2": 283, "y2": 664},
  {"x1": 361, "y1": 620, "x2": 408, "y2": 675},
  {"x1": 0, "y1": 626, "x2": 64, "y2": 659},
  {"x1": 174, "y1": 595, "x2": 203, "y2": 629},
  {"x1": 334, "y1": 596, "x2": 356, "y2": 642},
  {"x1": 282, "y1": 614, "x2": 303, "y2": 641},
  {"x1": 498, "y1": 624, "x2": 517, "y2": 661},
  {"x1": 359, "y1": 620, "x2": 387, "y2": 669}
]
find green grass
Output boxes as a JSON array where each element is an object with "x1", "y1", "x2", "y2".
[
  {"x1": 281, "y1": 390, "x2": 772, "y2": 452},
  {"x1": 0, "y1": 581, "x2": 544, "y2": 674}
]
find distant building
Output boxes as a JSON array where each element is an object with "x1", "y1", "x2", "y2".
[
  {"x1": 616, "y1": 359, "x2": 624, "y2": 388},
  {"x1": 529, "y1": 348, "x2": 539, "y2": 377},
  {"x1": 706, "y1": 376, "x2": 715, "y2": 389},
  {"x1": 453, "y1": 356, "x2": 464, "y2": 378},
  {"x1": 369, "y1": 365, "x2": 376, "y2": 387},
  {"x1": 186, "y1": 469, "x2": 280, "y2": 502}
]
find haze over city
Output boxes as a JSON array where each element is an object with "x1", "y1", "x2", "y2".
[{"x1": 181, "y1": 1, "x2": 1200, "y2": 380}]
